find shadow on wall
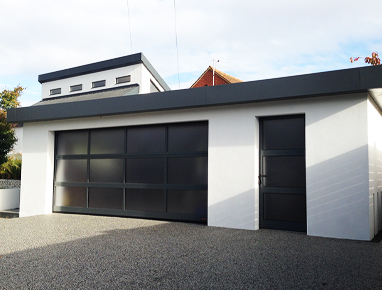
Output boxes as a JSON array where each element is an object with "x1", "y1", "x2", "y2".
[
  {"x1": 307, "y1": 146, "x2": 371, "y2": 240},
  {"x1": 208, "y1": 189, "x2": 257, "y2": 230}
]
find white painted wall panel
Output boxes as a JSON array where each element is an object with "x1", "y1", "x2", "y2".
[
  {"x1": 41, "y1": 64, "x2": 143, "y2": 99},
  {"x1": 19, "y1": 93, "x2": 372, "y2": 240},
  {"x1": 367, "y1": 97, "x2": 382, "y2": 238}
]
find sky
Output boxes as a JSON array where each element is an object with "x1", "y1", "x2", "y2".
[{"x1": 1, "y1": 0, "x2": 382, "y2": 107}]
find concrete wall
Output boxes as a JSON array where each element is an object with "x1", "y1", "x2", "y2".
[
  {"x1": 18, "y1": 92, "x2": 372, "y2": 240},
  {"x1": 0, "y1": 188, "x2": 20, "y2": 210},
  {"x1": 41, "y1": 63, "x2": 165, "y2": 100},
  {"x1": 367, "y1": 97, "x2": 382, "y2": 239}
]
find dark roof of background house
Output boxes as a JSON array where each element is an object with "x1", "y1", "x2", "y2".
[
  {"x1": 33, "y1": 85, "x2": 139, "y2": 106},
  {"x1": 8, "y1": 65, "x2": 382, "y2": 123},
  {"x1": 38, "y1": 53, "x2": 171, "y2": 91}
]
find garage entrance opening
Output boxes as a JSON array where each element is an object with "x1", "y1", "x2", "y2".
[
  {"x1": 53, "y1": 121, "x2": 208, "y2": 223},
  {"x1": 259, "y1": 115, "x2": 306, "y2": 232}
]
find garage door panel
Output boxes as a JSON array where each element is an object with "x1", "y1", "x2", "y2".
[
  {"x1": 167, "y1": 157, "x2": 208, "y2": 185},
  {"x1": 90, "y1": 159, "x2": 124, "y2": 183},
  {"x1": 90, "y1": 128, "x2": 125, "y2": 154},
  {"x1": 126, "y1": 158, "x2": 165, "y2": 184},
  {"x1": 168, "y1": 122, "x2": 208, "y2": 152},
  {"x1": 55, "y1": 186, "x2": 87, "y2": 208},
  {"x1": 89, "y1": 187, "x2": 124, "y2": 210},
  {"x1": 167, "y1": 189, "x2": 207, "y2": 215},
  {"x1": 56, "y1": 131, "x2": 88, "y2": 155},
  {"x1": 56, "y1": 159, "x2": 87, "y2": 183},
  {"x1": 127, "y1": 126, "x2": 166, "y2": 154},
  {"x1": 125, "y1": 189, "x2": 165, "y2": 212}
]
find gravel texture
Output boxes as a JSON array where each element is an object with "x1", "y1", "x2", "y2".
[
  {"x1": 0, "y1": 179, "x2": 20, "y2": 189},
  {"x1": 0, "y1": 214, "x2": 381, "y2": 289}
]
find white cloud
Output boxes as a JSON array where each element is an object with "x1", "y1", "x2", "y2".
[{"x1": 1, "y1": 0, "x2": 381, "y2": 106}]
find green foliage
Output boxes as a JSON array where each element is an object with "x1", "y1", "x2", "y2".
[
  {"x1": 0, "y1": 85, "x2": 23, "y2": 166},
  {"x1": 0, "y1": 85, "x2": 24, "y2": 111},
  {"x1": 0, "y1": 110, "x2": 17, "y2": 165},
  {"x1": 0, "y1": 154, "x2": 21, "y2": 180}
]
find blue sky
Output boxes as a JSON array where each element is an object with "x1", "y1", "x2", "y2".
[{"x1": 1, "y1": 0, "x2": 381, "y2": 107}]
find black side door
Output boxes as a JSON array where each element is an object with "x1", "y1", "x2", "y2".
[{"x1": 259, "y1": 115, "x2": 306, "y2": 232}]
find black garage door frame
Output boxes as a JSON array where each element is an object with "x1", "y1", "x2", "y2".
[
  {"x1": 259, "y1": 114, "x2": 307, "y2": 232},
  {"x1": 53, "y1": 121, "x2": 208, "y2": 223}
]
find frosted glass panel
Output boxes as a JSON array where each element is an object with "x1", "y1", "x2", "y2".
[
  {"x1": 168, "y1": 122, "x2": 208, "y2": 152},
  {"x1": 55, "y1": 186, "x2": 87, "y2": 207},
  {"x1": 56, "y1": 131, "x2": 88, "y2": 155},
  {"x1": 90, "y1": 129, "x2": 125, "y2": 154},
  {"x1": 126, "y1": 158, "x2": 165, "y2": 184},
  {"x1": 89, "y1": 187, "x2": 123, "y2": 209},
  {"x1": 56, "y1": 159, "x2": 87, "y2": 182},
  {"x1": 168, "y1": 157, "x2": 208, "y2": 185},
  {"x1": 125, "y1": 189, "x2": 165, "y2": 212},
  {"x1": 262, "y1": 117, "x2": 305, "y2": 150},
  {"x1": 127, "y1": 126, "x2": 166, "y2": 154},
  {"x1": 167, "y1": 190, "x2": 207, "y2": 215},
  {"x1": 263, "y1": 156, "x2": 305, "y2": 188},
  {"x1": 90, "y1": 159, "x2": 124, "y2": 183}
]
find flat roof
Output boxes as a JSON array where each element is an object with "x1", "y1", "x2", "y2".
[
  {"x1": 8, "y1": 65, "x2": 382, "y2": 123},
  {"x1": 38, "y1": 53, "x2": 171, "y2": 91}
]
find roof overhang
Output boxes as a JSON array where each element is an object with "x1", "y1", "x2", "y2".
[{"x1": 8, "y1": 65, "x2": 382, "y2": 123}]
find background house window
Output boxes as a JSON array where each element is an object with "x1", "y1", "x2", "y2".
[
  {"x1": 70, "y1": 84, "x2": 82, "y2": 92},
  {"x1": 50, "y1": 88, "x2": 61, "y2": 95},
  {"x1": 92, "y1": 80, "x2": 106, "y2": 88},
  {"x1": 116, "y1": 75, "x2": 131, "y2": 84}
]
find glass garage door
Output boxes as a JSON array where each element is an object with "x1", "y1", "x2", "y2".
[{"x1": 53, "y1": 121, "x2": 208, "y2": 222}]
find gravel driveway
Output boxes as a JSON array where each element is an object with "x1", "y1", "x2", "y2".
[{"x1": 0, "y1": 214, "x2": 381, "y2": 289}]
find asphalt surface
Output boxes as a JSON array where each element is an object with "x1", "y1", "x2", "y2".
[{"x1": 0, "y1": 214, "x2": 381, "y2": 289}]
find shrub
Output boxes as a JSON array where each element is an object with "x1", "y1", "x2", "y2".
[{"x1": 0, "y1": 154, "x2": 21, "y2": 180}]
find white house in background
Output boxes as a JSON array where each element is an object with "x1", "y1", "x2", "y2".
[{"x1": 8, "y1": 53, "x2": 382, "y2": 241}]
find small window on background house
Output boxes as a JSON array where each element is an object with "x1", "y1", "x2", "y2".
[
  {"x1": 50, "y1": 88, "x2": 61, "y2": 95},
  {"x1": 92, "y1": 80, "x2": 106, "y2": 88},
  {"x1": 70, "y1": 84, "x2": 82, "y2": 92},
  {"x1": 150, "y1": 80, "x2": 160, "y2": 93},
  {"x1": 116, "y1": 75, "x2": 131, "y2": 84}
]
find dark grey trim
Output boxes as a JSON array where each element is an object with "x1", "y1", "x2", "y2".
[
  {"x1": 53, "y1": 206, "x2": 207, "y2": 223},
  {"x1": 8, "y1": 65, "x2": 382, "y2": 123},
  {"x1": 38, "y1": 52, "x2": 171, "y2": 91}
]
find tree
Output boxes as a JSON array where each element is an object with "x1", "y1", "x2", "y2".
[
  {"x1": 0, "y1": 85, "x2": 23, "y2": 110},
  {"x1": 350, "y1": 52, "x2": 381, "y2": 66},
  {"x1": 0, "y1": 85, "x2": 24, "y2": 165},
  {"x1": 0, "y1": 110, "x2": 17, "y2": 164}
]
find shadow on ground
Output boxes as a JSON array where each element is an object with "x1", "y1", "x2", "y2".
[{"x1": 0, "y1": 215, "x2": 381, "y2": 289}]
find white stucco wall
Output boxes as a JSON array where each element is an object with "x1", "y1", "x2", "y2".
[
  {"x1": 367, "y1": 97, "x2": 382, "y2": 239},
  {"x1": 19, "y1": 92, "x2": 372, "y2": 240},
  {"x1": 41, "y1": 63, "x2": 156, "y2": 100},
  {"x1": 10, "y1": 126, "x2": 23, "y2": 155}
]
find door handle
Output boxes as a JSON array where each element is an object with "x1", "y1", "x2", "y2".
[{"x1": 258, "y1": 174, "x2": 267, "y2": 185}]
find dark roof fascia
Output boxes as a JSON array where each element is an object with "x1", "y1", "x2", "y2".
[
  {"x1": 38, "y1": 53, "x2": 171, "y2": 91},
  {"x1": 8, "y1": 65, "x2": 382, "y2": 124}
]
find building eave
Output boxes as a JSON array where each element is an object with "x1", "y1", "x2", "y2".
[{"x1": 8, "y1": 65, "x2": 382, "y2": 123}]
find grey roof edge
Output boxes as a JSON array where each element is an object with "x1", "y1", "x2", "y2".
[
  {"x1": 8, "y1": 65, "x2": 382, "y2": 124},
  {"x1": 37, "y1": 53, "x2": 170, "y2": 91}
]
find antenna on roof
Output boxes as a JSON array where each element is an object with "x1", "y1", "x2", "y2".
[{"x1": 213, "y1": 59, "x2": 219, "y2": 86}]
